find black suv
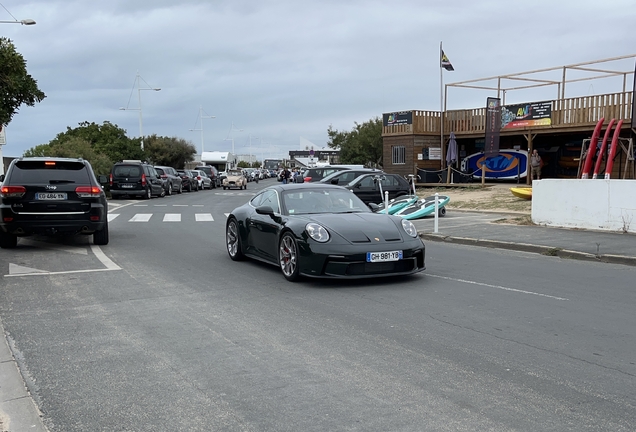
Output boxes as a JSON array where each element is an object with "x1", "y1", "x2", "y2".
[
  {"x1": 0, "y1": 157, "x2": 109, "y2": 248},
  {"x1": 194, "y1": 165, "x2": 219, "y2": 188},
  {"x1": 109, "y1": 160, "x2": 165, "y2": 199}
]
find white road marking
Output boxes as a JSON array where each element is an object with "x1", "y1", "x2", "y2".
[
  {"x1": 195, "y1": 213, "x2": 214, "y2": 222},
  {"x1": 163, "y1": 214, "x2": 181, "y2": 222},
  {"x1": 172, "y1": 204, "x2": 188, "y2": 207},
  {"x1": 129, "y1": 214, "x2": 152, "y2": 222},
  {"x1": 154, "y1": 204, "x2": 167, "y2": 207},
  {"x1": 133, "y1": 204, "x2": 148, "y2": 207},
  {"x1": 107, "y1": 214, "x2": 120, "y2": 222},
  {"x1": 5, "y1": 245, "x2": 121, "y2": 278},
  {"x1": 18, "y1": 239, "x2": 88, "y2": 255},
  {"x1": 193, "y1": 205, "x2": 205, "y2": 207},
  {"x1": 224, "y1": 213, "x2": 230, "y2": 218},
  {"x1": 426, "y1": 273, "x2": 570, "y2": 301}
]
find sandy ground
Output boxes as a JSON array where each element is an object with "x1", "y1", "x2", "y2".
[{"x1": 415, "y1": 183, "x2": 533, "y2": 222}]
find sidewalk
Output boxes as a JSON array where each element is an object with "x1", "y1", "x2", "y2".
[{"x1": 412, "y1": 210, "x2": 636, "y2": 267}]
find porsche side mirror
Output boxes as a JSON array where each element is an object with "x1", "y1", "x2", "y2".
[
  {"x1": 0, "y1": 174, "x2": 5, "y2": 182},
  {"x1": 255, "y1": 205, "x2": 275, "y2": 216},
  {"x1": 368, "y1": 203, "x2": 380, "y2": 212}
]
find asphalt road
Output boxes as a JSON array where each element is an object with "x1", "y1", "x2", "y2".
[{"x1": 1, "y1": 178, "x2": 635, "y2": 431}]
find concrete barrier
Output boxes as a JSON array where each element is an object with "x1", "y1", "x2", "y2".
[{"x1": 532, "y1": 179, "x2": 636, "y2": 233}]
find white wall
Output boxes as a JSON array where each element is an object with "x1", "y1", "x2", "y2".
[{"x1": 532, "y1": 179, "x2": 636, "y2": 233}]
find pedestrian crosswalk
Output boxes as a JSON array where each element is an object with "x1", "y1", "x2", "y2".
[{"x1": 108, "y1": 213, "x2": 231, "y2": 222}]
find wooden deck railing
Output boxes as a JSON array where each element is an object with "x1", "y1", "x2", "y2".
[{"x1": 382, "y1": 91, "x2": 633, "y2": 136}]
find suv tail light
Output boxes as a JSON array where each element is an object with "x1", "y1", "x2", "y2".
[
  {"x1": 141, "y1": 173, "x2": 147, "y2": 187},
  {"x1": 160, "y1": 174, "x2": 167, "y2": 178},
  {"x1": 304, "y1": 177, "x2": 311, "y2": 182},
  {"x1": 197, "y1": 175, "x2": 201, "y2": 180},
  {"x1": 109, "y1": 173, "x2": 113, "y2": 187},
  {"x1": 1, "y1": 185, "x2": 27, "y2": 198},
  {"x1": 75, "y1": 186, "x2": 102, "y2": 198}
]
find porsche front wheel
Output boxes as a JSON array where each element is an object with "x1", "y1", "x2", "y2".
[
  {"x1": 226, "y1": 218, "x2": 244, "y2": 261},
  {"x1": 279, "y1": 232, "x2": 300, "y2": 281}
]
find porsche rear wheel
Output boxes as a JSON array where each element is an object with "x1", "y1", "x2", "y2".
[
  {"x1": 279, "y1": 232, "x2": 300, "y2": 281},
  {"x1": 226, "y1": 218, "x2": 244, "y2": 261}
]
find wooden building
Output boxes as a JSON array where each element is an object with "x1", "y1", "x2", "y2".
[{"x1": 382, "y1": 55, "x2": 636, "y2": 184}]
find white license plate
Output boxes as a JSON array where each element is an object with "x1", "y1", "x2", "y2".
[
  {"x1": 36, "y1": 192, "x2": 67, "y2": 200},
  {"x1": 366, "y1": 250, "x2": 403, "y2": 262},
  {"x1": 121, "y1": 184, "x2": 134, "y2": 188}
]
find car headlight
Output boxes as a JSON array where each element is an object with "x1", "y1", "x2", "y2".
[
  {"x1": 306, "y1": 223, "x2": 330, "y2": 242},
  {"x1": 401, "y1": 219, "x2": 418, "y2": 237}
]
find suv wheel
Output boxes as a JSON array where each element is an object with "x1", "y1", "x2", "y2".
[
  {"x1": 143, "y1": 187, "x2": 152, "y2": 200},
  {"x1": 93, "y1": 221, "x2": 109, "y2": 245},
  {"x1": 167, "y1": 183, "x2": 173, "y2": 196},
  {"x1": 177, "y1": 183, "x2": 183, "y2": 194},
  {"x1": 0, "y1": 231, "x2": 18, "y2": 249}
]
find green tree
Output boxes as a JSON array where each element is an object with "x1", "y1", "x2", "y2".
[
  {"x1": 0, "y1": 37, "x2": 46, "y2": 128},
  {"x1": 237, "y1": 161, "x2": 250, "y2": 168},
  {"x1": 327, "y1": 117, "x2": 383, "y2": 168},
  {"x1": 47, "y1": 121, "x2": 144, "y2": 162},
  {"x1": 143, "y1": 135, "x2": 197, "y2": 168},
  {"x1": 251, "y1": 161, "x2": 261, "y2": 168}
]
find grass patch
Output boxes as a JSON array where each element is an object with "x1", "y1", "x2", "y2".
[
  {"x1": 542, "y1": 247, "x2": 562, "y2": 256},
  {"x1": 492, "y1": 215, "x2": 534, "y2": 225}
]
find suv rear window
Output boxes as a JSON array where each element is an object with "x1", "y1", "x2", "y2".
[
  {"x1": 113, "y1": 165, "x2": 142, "y2": 177},
  {"x1": 10, "y1": 161, "x2": 91, "y2": 183}
]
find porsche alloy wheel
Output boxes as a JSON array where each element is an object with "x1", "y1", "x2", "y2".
[
  {"x1": 279, "y1": 233, "x2": 300, "y2": 281},
  {"x1": 226, "y1": 218, "x2": 244, "y2": 261}
]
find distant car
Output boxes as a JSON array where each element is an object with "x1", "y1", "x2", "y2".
[
  {"x1": 225, "y1": 183, "x2": 425, "y2": 281},
  {"x1": 154, "y1": 166, "x2": 183, "y2": 195},
  {"x1": 320, "y1": 168, "x2": 384, "y2": 185},
  {"x1": 177, "y1": 170, "x2": 198, "y2": 192},
  {"x1": 223, "y1": 169, "x2": 247, "y2": 190},
  {"x1": 194, "y1": 165, "x2": 219, "y2": 188},
  {"x1": 110, "y1": 160, "x2": 165, "y2": 199},
  {"x1": 301, "y1": 166, "x2": 352, "y2": 183},
  {"x1": 0, "y1": 157, "x2": 109, "y2": 248},
  {"x1": 343, "y1": 173, "x2": 411, "y2": 205},
  {"x1": 191, "y1": 169, "x2": 212, "y2": 190}
]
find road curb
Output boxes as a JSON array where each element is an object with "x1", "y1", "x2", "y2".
[
  {"x1": 419, "y1": 233, "x2": 636, "y2": 267},
  {"x1": 0, "y1": 321, "x2": 49, "y2": 432}
]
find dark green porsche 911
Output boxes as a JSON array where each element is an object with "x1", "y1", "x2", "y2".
[{"x1": 225, "y1": 183, "x2": 426, "y2": 281}]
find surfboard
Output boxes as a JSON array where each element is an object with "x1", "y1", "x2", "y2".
[
  {"x1": 510, "y1": 187, "x2": 532, "y2": 200},
  {"x1": 377, "y1": 195, "x2": 418, "y2": 214},
  {"x1": 395, "y1": 195, "x2": 450, "y2": 220},
  {"x1": 461, "y1": 149, "x2": 528, "y2": 180}
]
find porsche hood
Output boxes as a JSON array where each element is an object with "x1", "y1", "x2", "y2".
[{"x1": 307, "y1": 213, "x2": 407, "y2": 243}]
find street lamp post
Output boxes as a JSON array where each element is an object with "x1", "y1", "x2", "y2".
[
  {"x1": 223, "y1": 122, "x2": 243, "y2": 168},
  {"x1": 119, "y1": 72, "x2": 160, "y2": 151},
  {"x1": 0, "y1": 19, "x2": 35, "y2": 24},
  {"x1": 189, "y1": 105, "x2": 215, "y2": 156}
]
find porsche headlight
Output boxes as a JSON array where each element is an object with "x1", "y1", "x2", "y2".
[
  {"x1": 306, "y1": 223, "x2": 330, "y2": 242},
  {"x1": 401, "y1": 219, "x2": 418, "y2": 237}
]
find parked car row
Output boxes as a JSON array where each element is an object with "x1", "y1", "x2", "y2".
[{"x1": 109, "y1": 161, "x2": 220, "y2": 199}]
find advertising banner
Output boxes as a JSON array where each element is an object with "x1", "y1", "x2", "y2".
[
  {"x1": 383, "y1": 111, "x2": 413, "y2": 127},
  {"x1": 484, "y1": 97, "x2": 501, "y2": 157},
  {"x1": 0, "y1": 126, "x2": 6, "y2": 146},
  {"x1": 501, "y1": 101, "x2": 552, "y2": 129}
]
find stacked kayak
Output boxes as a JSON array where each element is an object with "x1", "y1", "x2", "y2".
[
  {"x1": 377, "y1": 195, "x2": 418, "y2": 214},
  {"x1": 395, "y1": 195, "x2": 450, "y2": 220}
]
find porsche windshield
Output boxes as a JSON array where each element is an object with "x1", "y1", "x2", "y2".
[{"x1": 283, "y1": 188, "x2": 370, "y2": 215}]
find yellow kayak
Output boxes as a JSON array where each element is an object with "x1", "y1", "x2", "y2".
[{"x1": 510, "y1": 187, "x2": 532, "y2": 200}]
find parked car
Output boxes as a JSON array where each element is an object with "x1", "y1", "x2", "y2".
[
  {"x1": 320, "y1": 168, "x2": 384, "y2": 185},
  {"x1": 191, "y1": 169, "x2": 212, "y2": 190},
  {"x1": 343, "y1": 173, "x2": 411, "y2": 205},
  {"x1": 177, "y1": 169, "x2": 198, "y2": 192},
  {"x1": 218, "y1": 171, "x2": 227, "y2": 184},
  {"x1": 109, "y1": 160, "x2": 165, "y2": 199},
  {"x1": 154, "y1": 165, "x2": 183, "y2": 195},
  {"x1": 223, "y1": 169, "x2": 247, "y2": 190},
  {"x1": 301, "y1": 166, "x2": 352, "y2": 183},
  {"x1": 194, "y1": 165, "x2": 219, "y2": 188},
  {"x1": 0, "y1": 157, "x2": 109, "y2": 248},
  {"x1": 225, "y1": 183, "x2": 425, "y2": 281}
]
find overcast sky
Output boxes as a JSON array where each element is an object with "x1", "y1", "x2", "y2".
[{"x1": 2, "y1": 0, "x2": 635, "y2": 160}]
